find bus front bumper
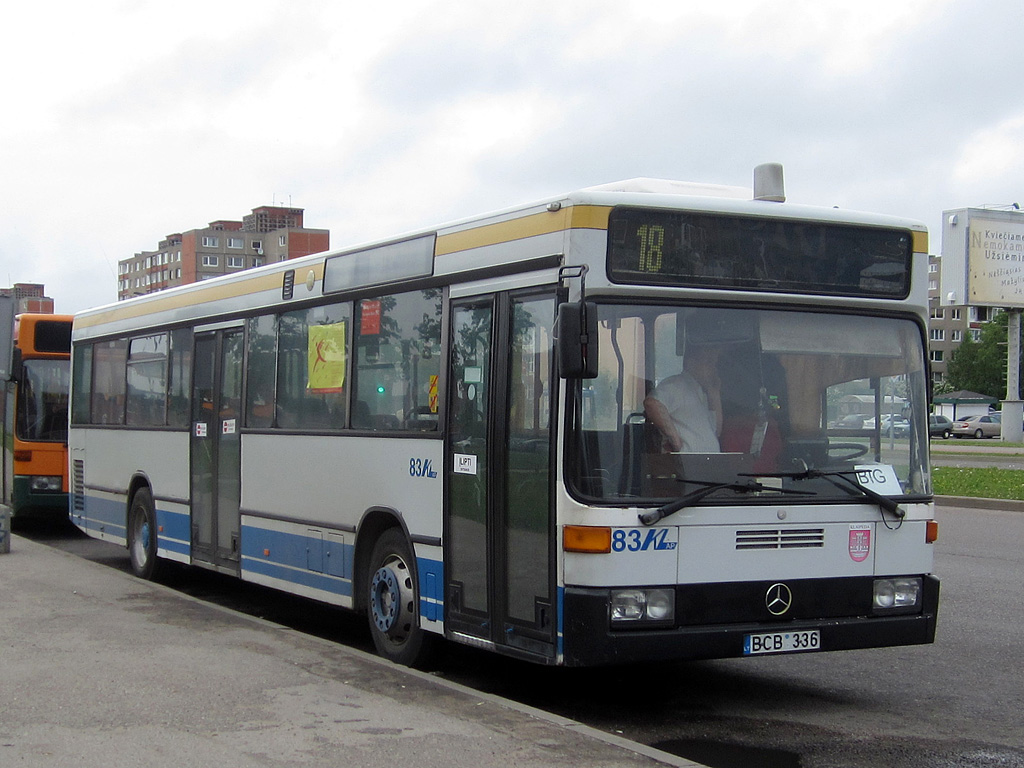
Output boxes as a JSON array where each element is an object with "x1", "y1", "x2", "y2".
[
  {"x1": 560, "y1": 574, "x2": 939, "y2": 667},
  {"x1": 12, "y1": 476, "x2": 69, "y2": 519}
]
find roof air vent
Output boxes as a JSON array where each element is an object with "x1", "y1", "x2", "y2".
[{"x1": 753, "y1": 163, "x2": 785, "y2": 203}]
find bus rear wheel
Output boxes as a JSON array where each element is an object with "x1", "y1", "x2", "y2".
[
  {"x1": 128, "y1": 488, "x2": 161, "y2": 581},
  {"x1": 366, "y1": 528, "x2": 432, "y2": 667}
]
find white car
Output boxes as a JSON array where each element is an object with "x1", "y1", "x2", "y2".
[{"x1": 864, "y1": 415, "x2": 910, "y2": 436}]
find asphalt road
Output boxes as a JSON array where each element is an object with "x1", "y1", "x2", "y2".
[{"x1": 15, "y1": 499, "x2": 1024, "y2": 768}]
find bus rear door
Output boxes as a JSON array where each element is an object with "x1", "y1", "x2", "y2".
[{"x1": 190, "y1": 327, "x2": 243, "y2": 572}]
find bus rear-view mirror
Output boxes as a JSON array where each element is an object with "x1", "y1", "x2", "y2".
[{"x1": 556, "y1": 301, "x2": 598, "y2": 379}]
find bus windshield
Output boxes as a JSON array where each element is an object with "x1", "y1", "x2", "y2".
[
  {"x1": 17, "y1": 358, "x2": 71, "y2": 442},
  {"x1": 568, "y1": 304, "x2": 930, "y2": 504}
]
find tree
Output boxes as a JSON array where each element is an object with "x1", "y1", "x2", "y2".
[{"x1": 945, "y1": 311, "x2": 1024, "y2": 399}]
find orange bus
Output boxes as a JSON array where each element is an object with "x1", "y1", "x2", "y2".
[{"x1": 9, "y1": 314, "x2": 72, "y2": 518}]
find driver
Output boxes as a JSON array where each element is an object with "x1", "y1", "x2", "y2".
[{"x1": 644, "y1": 342, "x2": 722, "y2": 453}]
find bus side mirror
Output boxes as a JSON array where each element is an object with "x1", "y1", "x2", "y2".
[{"x1": 556, "y1": 301, "x2": 598, "y2": 379}]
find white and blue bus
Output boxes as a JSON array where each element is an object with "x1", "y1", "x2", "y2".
[{"x1": 69, "y1": 165, "x2": 939, "y2": 667}]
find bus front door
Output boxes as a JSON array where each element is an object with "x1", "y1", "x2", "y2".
[
  {"x1": 190, "y1": 328, "x2": 243, "y2": 573},
  {"x1": 446, "y1": 292, "x2": 557, "y2": 660}
]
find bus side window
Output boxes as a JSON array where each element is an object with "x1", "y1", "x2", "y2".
[
  {"x1": 246, "y1": 315, "x2": 277, "y2": 428},
  {"x1": 126, "y1": 333, "x2": 168, "y2": 427},
  {"x1": 276, "y1": 303, "x2": 349, "y2": 431},
  {"x1": 71, "y1": 344, "x2": 93, "y2": 425},
  {"x1": 91, "y1": 339, "x2": 128, "y2": 426},
  {"x1": 353, "y1": 290, "x2": 441, "y2": 432},
  {"x1": 167, "y1": 328, "x2": 192, "y2": 428}
]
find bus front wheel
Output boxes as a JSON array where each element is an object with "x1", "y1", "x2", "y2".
[
  {"x1": 128, "y1": 488, "x2": 161, "y2": 581},
  {"x1": 366, "y1": 528, "x2": 432, "y2": 667}
]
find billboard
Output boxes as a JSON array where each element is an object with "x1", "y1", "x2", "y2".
[{"x1": 942, "y1": 208, "x2": 1024, "y2": 308}]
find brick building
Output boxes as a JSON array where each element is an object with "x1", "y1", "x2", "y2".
[
  {"x1": 1, "y1": 283, "x2": 55, "y2": 314},
  {"x1": 117, "y1": 206, "x2": 329, "y2": 301}
]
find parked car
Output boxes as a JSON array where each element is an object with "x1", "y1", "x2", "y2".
[
  {"x1": 892, "y1": 418, "x2": 911, "y2": 438},
  {"x1": 864, "y1": 415, "x2": 911, "y2": 437},
  {"x1": 929, "y1": 415, "x2": 953, "y2": 439},
  {"x1": 951, "y1": 413, "x2": 1001, "y2": 439},
  {"x1": 834, "y1": 414, "x2": 865, "y2": 429}
]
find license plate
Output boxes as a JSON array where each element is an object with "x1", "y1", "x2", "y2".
[{"x1": 743, "y1": 629, "x2": 820, "y2": 655}]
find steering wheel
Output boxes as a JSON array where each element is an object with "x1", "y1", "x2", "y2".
[{"x1": 827, "y1": 442, "x2": 869, "y2": 461}]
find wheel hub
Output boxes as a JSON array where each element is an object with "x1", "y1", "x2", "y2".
[
  {"x1": 132, "y1": 519, "x2": 150, "y2": 566},
  {"x1": 370, "y1": 566, "x2": 402, "y2": 634}
]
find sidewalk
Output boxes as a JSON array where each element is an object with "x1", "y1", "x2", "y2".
[
  {"x1": 0, "y1": 535, "x2": 697, "y2": 768},
  {"x1": 931, "y1": 441, "x2": 1024, "y2": 455}
]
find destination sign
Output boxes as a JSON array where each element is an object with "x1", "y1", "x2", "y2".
[{"x1": 607, "y1": 207, "x2": 912, "y2": 299}]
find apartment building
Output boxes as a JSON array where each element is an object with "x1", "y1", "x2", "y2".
[
  {"x1": 117, "y1": 206, "x2": 329, "y2": 301},
  {"x1": 927, "y1": 253, "x2": 994, "y2": 384}
]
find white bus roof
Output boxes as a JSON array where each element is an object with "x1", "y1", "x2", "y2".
[{"x1": 75, "y1": 177, "x2": 927, "y2": 340}]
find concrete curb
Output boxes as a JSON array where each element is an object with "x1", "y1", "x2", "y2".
[{"x1": 935, "y1": 495, "x2": 1024, "y2": 512}]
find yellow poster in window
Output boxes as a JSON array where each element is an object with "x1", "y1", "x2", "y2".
[
  {"x1": 428, "y1": 375, "x2": 438, "y2": 413},
  {"x1": 308, "y1": 321, "x2": 346, "y2": 393}
]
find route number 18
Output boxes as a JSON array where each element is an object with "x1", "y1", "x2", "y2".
[{"x1": 637, "y1": 224, "x2": 665, "y2": 272}]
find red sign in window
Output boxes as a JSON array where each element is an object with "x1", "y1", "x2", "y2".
[{"x1": 361, "y1": 300, "x2": 381, "y2": 335}]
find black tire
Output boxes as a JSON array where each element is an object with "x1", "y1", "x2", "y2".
[
  {"x1": 128, "y1": 488, "x2": 161, "y2": 581},
  {"x1": 943, "y1": 429, "x2": 951, "y2": 439},
  {"x1": 366, "y1": 528, "x2": 433, "y2": 667},
  {"x1": 974, "y1": 429, "x2": 984, "y2": 439}
]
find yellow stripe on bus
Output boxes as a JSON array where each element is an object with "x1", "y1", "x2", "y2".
[
  {"x1": 435, "y1": 205, "x2": 611, "y2": 256},
  {"x1": 80, "y1": 206, "x2": 613, "y2": 331},
  {"x1": 77, "y1": 265, "x2": 322, "y2": 330}
]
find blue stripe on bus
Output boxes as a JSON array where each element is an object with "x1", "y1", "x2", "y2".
[
  {"x1": 240, "y1": 524, "x2": 447, "y2": 622},
  {"x1": 240, "y1": 524, "x2": 354, "y2": 580},
  {"x1": 73, "y1": 493, "x2": 189, "y2": 556},
  {"x1": 74, "y1": 493, "x2": 446, "y2": 623},
  {"x1": 73, "y1": 493, "x2": 128, "y2": 540},
  {"x1": 241, "y1": 553, "x2": 354, "y2": 597},
  {"x1": 155, "y1": 507, "x2": 190, "y2": 542},
  {"x1": 239, "y1": 524, "x2": 446, "y2": 621},
  {"x1": 418, "y1": 557, "x2": 444, "y2": 622},
  {"x1": 155, "y1": 507, "x2": 191, "y2": 556}
]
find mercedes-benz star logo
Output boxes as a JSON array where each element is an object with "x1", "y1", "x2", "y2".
[{"x1": 765, "y1": 583, "x2": 793, "y2": 616}]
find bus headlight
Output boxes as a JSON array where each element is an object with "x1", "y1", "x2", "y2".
[
  {"x1": 610, "y1": 588, "x2": 675, "y2": 625},
  {"x1": 29, "y1": 476, "x2": 63, "y2": 492},
  {"x1": 873, "y1": 578, "x2": 922, "y2": 611}
]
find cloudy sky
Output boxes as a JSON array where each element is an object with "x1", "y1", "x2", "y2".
[{"x1": 2, "y1": 0, "x2": 1022, "y2": 313}]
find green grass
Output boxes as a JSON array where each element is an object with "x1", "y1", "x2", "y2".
[{"x1": 932, "y1": 466, "x2": 1024, "y2": 501}]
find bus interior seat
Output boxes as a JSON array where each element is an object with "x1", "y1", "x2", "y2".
[
  {"x1": 404, "y1": 406, "x2": 438, "y2": 430},
  {"x1": 620, "y1": 411, "x2": 662, "y2": 497},
  {"x1": 352, "y1": 400, "x2": 372, "y2": 429},
  {"x1": 370, "y1": 414, "x2": 400, "y2": 430}
]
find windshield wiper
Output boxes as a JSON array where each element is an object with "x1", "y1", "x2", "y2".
[
  {"x1": 638, "y1": 479, "x2": 816, "y2": 526},
  {"x1": 750, "y1": 468, "x2": 905, "y2": 519}
]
